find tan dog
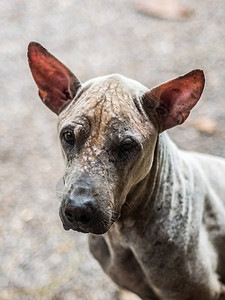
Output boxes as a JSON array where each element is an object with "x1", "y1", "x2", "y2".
[{"x1": 28, "y1": 42, "x2": 225, "y2": 300}]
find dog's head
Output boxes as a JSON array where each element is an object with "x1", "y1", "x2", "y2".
[{"x1": 28, "y1": 42, "x2": 204, "y2": 234}]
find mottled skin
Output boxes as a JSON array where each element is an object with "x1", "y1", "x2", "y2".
[{"x1": 28, "y1": 42, "x2": 225, "y2": 300}]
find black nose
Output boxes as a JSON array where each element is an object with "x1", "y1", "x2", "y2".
[{"x1": 64, "y1": 200, "x2": 94, "y2": 225}]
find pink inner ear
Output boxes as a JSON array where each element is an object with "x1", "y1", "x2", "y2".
[
  {"x1": 148, "y1": 69, "x2": 205, "y2": 131},
  {"x1": 160, "y1": 85, "x2": 197, "y2": 112},
  {"x1": 29, "y1": 47, "x2": 70, "y2": 92},
  {"x1": 158, "y1": 86, "x2": 193, "y2": 128},
  {"x1": 28, "y1": 42, "x2": 81, "y2": 114}
]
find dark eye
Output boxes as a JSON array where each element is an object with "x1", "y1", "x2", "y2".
[
  {"x1": 63, "y1": 130, "x2": 75, "y2": 145},
  {"x1": 120, "y1": 138, "x2": 137, "y2": 151}
]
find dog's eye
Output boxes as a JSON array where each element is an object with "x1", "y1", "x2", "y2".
[
  {"x1": 63, "y1": 130, "x2": 75, "y2": 145},
  {"x1": 120, "y1": 138, "x2": 137, "y2": 151}
]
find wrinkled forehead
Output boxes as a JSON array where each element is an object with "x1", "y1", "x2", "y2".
[{"x1": 58, "y1": 74, "x2": 149, "y2": 132}]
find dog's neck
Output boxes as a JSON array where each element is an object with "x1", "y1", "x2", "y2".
[{"x1": 120, "y1": 132, "x2": 186, "y2": 223}]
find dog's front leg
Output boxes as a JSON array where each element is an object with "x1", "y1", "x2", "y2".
[{"x1": 88, "y1": 235, "x2": 160, "y2": 300}]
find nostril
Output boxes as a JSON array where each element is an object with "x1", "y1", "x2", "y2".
[
  {"x1": 79, "y1": 214, "x2": 91, "y2": 224},
  {"x1": 64, "y1": 209, "x2": 74, "y2": 222},
  {"x1": 64, "y1": 203, "x2": 94, "y2": 225}
]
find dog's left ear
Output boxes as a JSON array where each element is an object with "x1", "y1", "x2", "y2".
[
  {"x1": 143, "y1": 70, "x2": 205, "y2": 132},
  {"x1": 27, "y1": 42, "x2": 81, "y2": 115}
]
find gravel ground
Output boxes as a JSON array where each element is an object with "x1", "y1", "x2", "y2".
[{"x1": 0, "y1": 0, "x2": 225, "y2": 299}]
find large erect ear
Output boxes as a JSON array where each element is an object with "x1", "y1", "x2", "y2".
[
  {"x1": 27, "y1": 42, "x2": 81, "y2": 115},
  {"x1": 142, "y1": 70, "x2": 205, "y2": 132}
]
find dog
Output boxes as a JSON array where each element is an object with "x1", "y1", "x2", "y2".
[{"x1": 28, "y1": 42, "x2": 225, "y2": 300}]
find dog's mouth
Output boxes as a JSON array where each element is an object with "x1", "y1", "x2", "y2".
[
  {"x1": 61, "y1": 217, "x2": 112, "y2": 234},
  {"x1": 62, "y1": 221, "x2": 89, "y2": 233}
]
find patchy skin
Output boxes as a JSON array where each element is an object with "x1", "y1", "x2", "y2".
[
  {"x1": 58, "y1": 75, "x2": 225, "y2": 300},
  {"x1": 28, "y1": 42, "x2": 225, "y2": 300},
  {"x1": 58, "y1": 75, "x2": 158, "y2": 232}
]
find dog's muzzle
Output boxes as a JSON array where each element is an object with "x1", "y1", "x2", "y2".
[
  {"x1": 60, "y1": 196, "x2": 98, "y2": 233},
  {"x1": 58, "y1": 179, "x2": 119, "y2": 234},
  {"x1": 60, "y1": 198, "x2": 117, "y2": 234},
  {"x1": 56, "y1": 175, "x2": 120, "y2": 234}
]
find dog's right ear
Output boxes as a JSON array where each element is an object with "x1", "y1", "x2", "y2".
[{"x1": 27, "y1": 42, "x2": 81, "y2": 115}]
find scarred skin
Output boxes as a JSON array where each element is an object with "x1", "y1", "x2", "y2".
[{"x1": 28, "y1": 42, "x2": 225, "y2": 300}]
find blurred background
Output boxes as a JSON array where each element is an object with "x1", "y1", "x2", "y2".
[{"x1": 0, "y1": 0, "x2": 225, "y2": 299}]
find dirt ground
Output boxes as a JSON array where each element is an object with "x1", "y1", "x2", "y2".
[{"x1": 0, "y1": 0, "x2": 225, "y2": 299}]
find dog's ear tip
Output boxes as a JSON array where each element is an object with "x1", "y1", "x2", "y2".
[
  {"x1": 192, "y1": 69, "x2": 205, "y2": 92},
  {"x1": 199, "y1": 69, "x2": 205, "y2": 84},
  {"x1": 198, "y1": 70, "x2": 205, "y2": 84},
  {"x1": 28, "y1": 41, "x2": 36, "y2": 51},
  {"x1": 189, "y1": 68, "x2": 204, "y2": 74},
  {"x1": 192, "y1": 68, "x2": 204, "y2": 73},
  {"x1": 28, "y1": 41, "x2": 41, "y2": 48},
  {"x1": 189, "y1": 69, "x2": 205, "y2": 83},
  {"x1": 27, "y1": 42, "x2": 46, "y2": 55},
  {"x1": 27, "y1": 42, "x2": 38, "y2": 58},
  {"x1": 27, "y1": 42, "x2": 50, "y2": 65}
]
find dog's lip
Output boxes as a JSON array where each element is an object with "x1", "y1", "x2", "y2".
[
  {"x1": 62, "y1": 220, "x2": 89, "y2": 233},
  {"x1": 61, "y1": 218, "x2": 111, "y2": 234},
  {"x1": 71, "y1": 227, "x2": 89, "y2": 233},
  {"x1": 62, "y1": 222, "x2": 72, "y2": 231}
]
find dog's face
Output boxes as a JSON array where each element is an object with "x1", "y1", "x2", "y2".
[
  {"x1": 58, "y1": 75, "x2": 158, "y2": 234},
  {"x1": 27, "y1": 42, "x2": 204, "y2": 235}
]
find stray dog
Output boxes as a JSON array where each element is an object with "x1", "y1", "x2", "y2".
[{"x1": 28, "y1": 42, "x2": 225, "y2": 300}]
